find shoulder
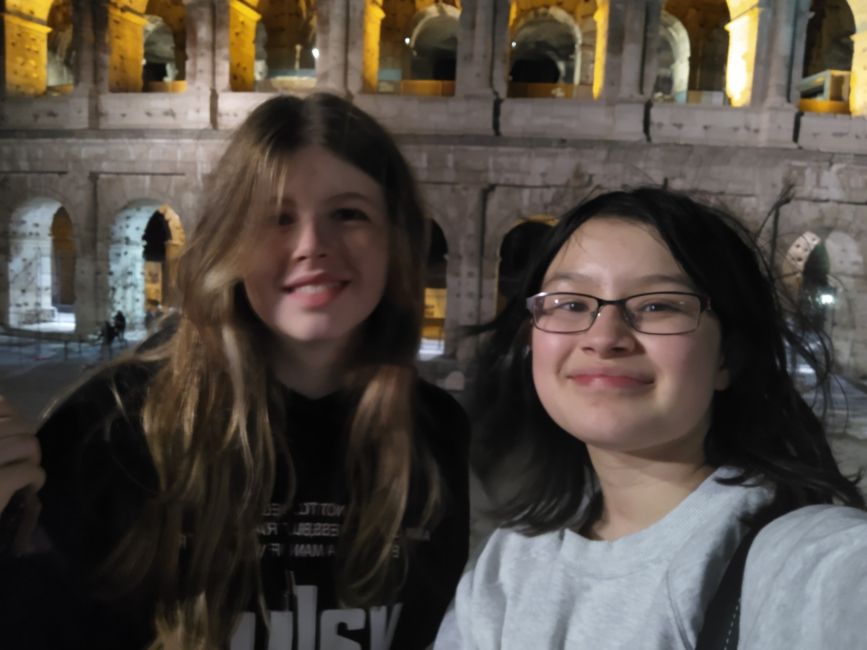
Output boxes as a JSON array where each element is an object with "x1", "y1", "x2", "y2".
[
  {"x1": 740, "y1": 505, "x2": 867, "y2": 647},
  {"x1": 752, "y1": 504, "x2": 867, "y2": 558},
  {"x1": 38, "y1": 361, "x2": 156, "y2": 450}
]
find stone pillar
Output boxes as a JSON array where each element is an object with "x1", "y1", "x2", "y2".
[
  {"x1": 618, "y1": 0, "x2": 647, "y2": 98},
  {"x1": 2, "y1": 11, "x2": 52, "y2": 96},
  {"x1": 490, "y1": 0, "x2": 510, "y2": 98},
  {"x1": 362, "y1": 0, "x2": 385, "y2": 93},
  {"x1": 641, "y1": 0, "x2": 664, "y2": 98},
  {"x1": 316, "y1": 0, "x2": 348, "y2": 93},
  {"x1": 850, "y1": 30, "x2": 867, "y2": 116},
  {"x1": 592, "y1": 1, "x2": 610, "y2": 99},
  {"x1": 227, "y1": 0, "x2": 260, "y2": 91},
  {"x1": 788, "y1": 0, "x2": 812, "y2": 105},
  {"x1": 454, "y1": 0, "x2": 496, "y2": 98},
  {"x1": 183, "y1": 0, "x2": 215, "y2": 91},
  {"x1": 724, "y1": 1, "x2": 766, "y2": 107},
  {"x1": 757, "y1": 0, "x2": 796, "y2": 106},
  {"x1": 106, "y1": 2, "x2": 148, "y2": 92}
]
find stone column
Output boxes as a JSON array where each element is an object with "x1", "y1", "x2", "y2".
[
  {"x1": 2, "y1": 11, "x2": 52, "y2": 96},
  {"x1": 345, "y1": 0, "x2": 366, "y2": 95},
  {"x1": 454, "y1": 0, "x2": 496, "y2": 98},
  {"x1": 757, "y1": 0, "x2": 798, "y2": 106},
  {"x1": 315, "y1": 0, "x2": 348, "y2": 94},
  {"x1": 592, "y1": 0, "x2": 611, "y2": 99},
  {"x1": 226, "y1": 0, "x2": 260, "y2": 91},
  {"x1": 490, "y1": 0, "x2": 510, "y2": 98},
  {"x1": 106, "y1": 2, "x2": 148, "y2": 92},
  {"x1": 850, "y1": 30, "x2": 867, "y2": 116},
  {"x1": 618, "y1": 0, "x2": 647, "y2": 98},
  {"x1": 361, "y1": 0, "x2": 385, "y2": 93},
  {"x1": 724, "y1": 0, "x2": 767, "y2": 107},
  {"x1": 183, "y1": 0, "x2": 215, "y2": 91},
  {"x1": 641, "y1": 0, "x2": 664, "y2": 98}
]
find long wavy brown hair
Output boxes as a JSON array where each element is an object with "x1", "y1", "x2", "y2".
[{"x1": 100, "y1": 94, "x2": 441, "y2": 648}]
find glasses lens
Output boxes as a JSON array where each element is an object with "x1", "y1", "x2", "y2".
[
  {"x1": 534, "y1": 293, "x2": 597, "y2": 333},
  {"x1": 624, "y1": 293, "x2": 702, "y2": 334}
]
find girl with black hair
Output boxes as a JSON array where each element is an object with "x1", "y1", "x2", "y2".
[{"x1": 435, "y1": 187, "x2": 867, "y2": 649}]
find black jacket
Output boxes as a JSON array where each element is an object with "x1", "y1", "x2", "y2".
[{"x1": 0, "y1": 363, "x2": 470, "y2": 650}]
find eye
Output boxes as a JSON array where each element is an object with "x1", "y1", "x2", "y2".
[
  {"x1": 635, "y1": 298, "x2": 685, "y2": 313},
  {"x1": 332, "y1": 208, "x2": 370, "y2": 222},
  {"x1": 276, "y1": 212, "x2": 295, "y2": 226},
  {"x1": 552, "y1": 296, "x2": 593, "y2": 313}
]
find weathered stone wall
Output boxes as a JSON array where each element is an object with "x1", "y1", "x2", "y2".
[{"x1": 1, "y1": 1, "x2": 867, "y2": 480}]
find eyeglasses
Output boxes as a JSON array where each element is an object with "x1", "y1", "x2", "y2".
[{"x1": 526, "y1": 291, "x2": 712, "y2": 335}]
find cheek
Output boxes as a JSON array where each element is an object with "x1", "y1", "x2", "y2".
[{"x1": 530, "y1": 331, "x2": 569, "y2": 394}]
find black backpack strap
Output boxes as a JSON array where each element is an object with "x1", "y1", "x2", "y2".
[{"x1": 694, "y1": 526, "x2": 762, "y2": 650}]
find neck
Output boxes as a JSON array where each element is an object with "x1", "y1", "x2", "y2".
[
  {"x1": 584, "y1": 446, "x2": 712, "y2": 541},
  {"x1": 271, "y1": 337, "x2": 351, "y2": 399}
]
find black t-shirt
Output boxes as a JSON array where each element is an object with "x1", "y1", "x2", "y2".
[{"x1": 0, "y1": 363, "x2": 470, "y2": 650}]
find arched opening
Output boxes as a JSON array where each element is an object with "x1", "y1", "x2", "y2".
[
  {"x1": 403, "y1": 8, "x2": 458, "y2": 96},
  {"x1": 497, "y1": 220, "x2": 553, "y2": 312},
  {"x1": 8, "y1": 199, "x2": 76, "y2": 331},
  {"x1": 50, "y1": 208, "x2": 76, "y2": 322},
  {"x1": 109, "y1": 203, "x2": 186, "y2": 330},
  {"x1": 663, "y1": 0, "x2": 730, "y2": 105},
  {"x1": 371, "y1": 1, "x2": 460, "y2": 96},
  {"x1": 143, "y1": 0, "x2": 187, "y2": 92},
  {"x1": 256, "y1": 1, "x2": 318, "y2": 92},
  {"x1": 421, "y1": 221, "x2": 448, "y2": 359},
  {"x1": 507, "y1": 6, "x2": 585, "y2": 99},
  {"x1": 799, "y1": 0, "x2": 855, "y2": 115},
  {"x1": 46, "y1": 0, "x2": 74, "y2": 95},
  {"x1": 2, "y1": 0, "x2": 71, "y2": 95},
  {"x1": 654, "y1": 11, "x2": 690, "y2": 103}
]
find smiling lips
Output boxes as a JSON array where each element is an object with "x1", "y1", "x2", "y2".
[
  {"x1": 283, "y1": 275, "x2": 348, "y2": 308},
  {"x1": 568, "y1": 371, "x2": 653, "y2": 389}
]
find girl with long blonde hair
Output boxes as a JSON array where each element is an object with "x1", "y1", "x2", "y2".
[{"x1": 0, "y1": 93, "x2": 469, "y2": 650}]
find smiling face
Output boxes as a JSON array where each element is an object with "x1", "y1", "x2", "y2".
[
  {"x1": 242, "y1": 145, "x2": 390, "y2": 357},
  {"x1": 530, "y1": 217, "x2": 730, "y2": 460}
]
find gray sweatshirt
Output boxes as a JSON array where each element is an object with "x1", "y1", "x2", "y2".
[{"x1": 435, "y1": 469, "x2": 867, "y2": 649}]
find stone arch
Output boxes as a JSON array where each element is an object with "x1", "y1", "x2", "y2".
[
  {"x1": 497, "y1": 217, "x2": 555, "y2": 312},
  {"x1": 256, "y1": 0, "x2": 318, "y2": 92},
  {"x1": 664, "y1": 0, "x2": 730, "y2": 102},
  {"x1": 655, "y1": 10, "x2": 690, "y2": 103},
  {"x1": 407, "y1": 3, "x2": 459, "y2": 86},
  {"x1": 509, "y1": 6, "x2": 582, "y2": 94},
  {"x1": 108, "y1": 201, "x2": 186, "y2": 329},
  {"x1": 46, "y1": 0, "x2": 74, "y2": 93},
  {"x1": 799, "y1": 0, "x2": 857, "y2": 113},
  {"x1": 143, "y1": 0, "x2": 187, "y2": 90},
  {"x1": 7, "y1": 197, "x2": 78, "y2": 329},
  {"x1": 2, "y1": 0, "x2": 65, "y2": 95}
]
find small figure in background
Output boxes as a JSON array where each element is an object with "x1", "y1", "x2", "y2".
[
  {"x1": 113, "y1": 311, "x2": 126, "y2": 343},
  {"x1": 97, "y1": 320, "x2": 116, "y2": 360},
  {"x1": 144, "y1": 300, "x2": 163, "y2": 332}
]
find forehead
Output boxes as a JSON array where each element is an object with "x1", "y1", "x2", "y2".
[
  {"x1": 275, "y1": 145, "x2": 384, "y2": 204},
  {"x1": 543, "y1": 217, "x2": 688, "y2": 285}
]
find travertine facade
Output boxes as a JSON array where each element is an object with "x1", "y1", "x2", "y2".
[{"x1": 1, "y1": 0, "x2": 866, "y2": 394}]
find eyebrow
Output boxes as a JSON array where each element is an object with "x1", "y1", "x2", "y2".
[
  {"x1": 543, "y1": 271, "x2": 696, "y2": 289},
  {"x1": 280, "y1": 192, "x2": 382, "y2": 208}
]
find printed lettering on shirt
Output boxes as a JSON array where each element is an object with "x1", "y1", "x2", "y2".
[{"x1": 228, "y1": 585, "x2": 403, "y2": 650}]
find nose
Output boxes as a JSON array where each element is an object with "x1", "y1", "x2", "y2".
[
  {"x1": 579, "y1": 304, "x2": 638, "y2": 356},
  {"x1": 291, "y1": 216, "x2": 330, "y2": 261}
]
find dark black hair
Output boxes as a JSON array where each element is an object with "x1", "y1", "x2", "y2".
[{"x1": 473, "y1": 186, "x2": 864, "y2": 534}]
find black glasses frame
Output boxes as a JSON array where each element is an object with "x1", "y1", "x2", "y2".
[{"x1": 525, "y1": 290, "x2": 712, "y2": 335}]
